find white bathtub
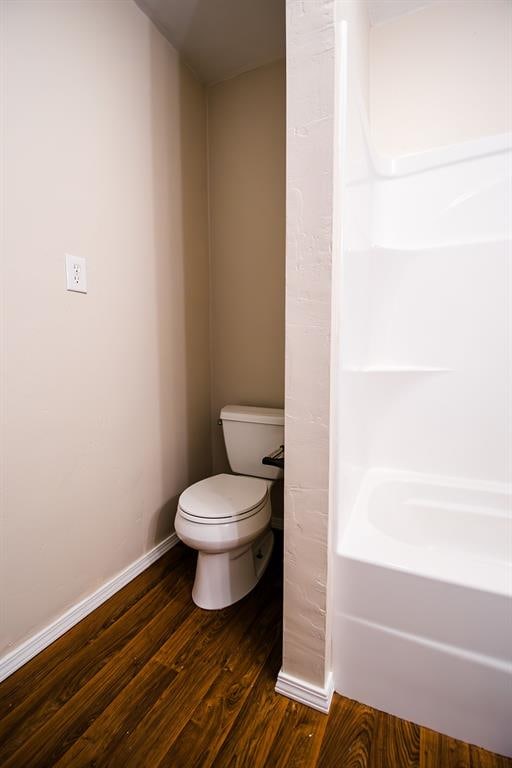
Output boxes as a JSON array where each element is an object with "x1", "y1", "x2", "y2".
[
  {"x1": 333, "y1": 469, "x2": 512, "y2": 755},
  {"x1": 343, "y1": 469, "x2": 511, "y2": 597},
  {"x1": 334, "y1": 471, "x2": 512, "y2": 757}
]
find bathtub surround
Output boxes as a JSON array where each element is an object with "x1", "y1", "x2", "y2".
[
  {"x1": 207, "y1": 61, "x2": 286, "y2": 475},
  {"x1": 370, "y1": 0, "x2": 512, "y2": 156},
  {"x1": 333, "y1": 123, "x2": 512, "y2": 754},
  {"x1": 0, "y1": 0, "x2": 210, "y2": 660},
  {"x1": 331, "y1": 0, "x2": 512, "y2": 757}
]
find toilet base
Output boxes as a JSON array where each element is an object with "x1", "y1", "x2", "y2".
[{"x1": 192, "y1": 529, "x2": 274, "y2": 610}]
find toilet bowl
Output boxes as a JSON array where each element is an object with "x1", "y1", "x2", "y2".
[
  {"x1": 176, "y1": 473, "x2": 274, "y2": 609},
  {"x1": 175, "y1": 405, "x2": 284, "y2": 609}
]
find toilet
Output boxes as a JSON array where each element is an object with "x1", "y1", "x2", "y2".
[{"x1": 175, "y1": 405, "x2": 284, "y2": 609}]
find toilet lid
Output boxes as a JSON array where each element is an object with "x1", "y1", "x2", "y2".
[{"x1": 178, "y1": 473, "x2": 268, "y2": 522}]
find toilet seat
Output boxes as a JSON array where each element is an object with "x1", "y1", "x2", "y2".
[{"x1": 178, "y1": 473, "x2": 268, "y2": 525}]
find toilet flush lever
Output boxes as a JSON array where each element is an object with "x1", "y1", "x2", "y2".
[{"x1": 262, "y1": 445, "x2": 284, "y2": 470}]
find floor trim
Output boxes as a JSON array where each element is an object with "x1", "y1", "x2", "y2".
[
  {"x1": 0, "y1": 533, "x2": 179, "y2": 683},
  {"x1": 275, "y1": 668, "x2": 334, "y2": 714}
]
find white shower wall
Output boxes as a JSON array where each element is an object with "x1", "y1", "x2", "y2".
[
  {"x1": 341, "y1": 155, "x2": 511, "y2": 484},
  {"x1": 335, "y1": 0, "x2": 512, "y2": 540},
  {"x1": 332, "y1": 0, "x2": 512, "y2": 756},
  {"x1": 370, "y1": 0, "x2": 512, "y2": 156}
]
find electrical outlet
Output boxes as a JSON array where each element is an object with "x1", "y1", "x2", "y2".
[{"x1": 66, "y1": 254, "x2": 87, "y2": 293}]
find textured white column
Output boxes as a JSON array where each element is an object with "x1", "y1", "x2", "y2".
[{"x1": 279, "y1": 0, "x2": 336, "y2": 697}]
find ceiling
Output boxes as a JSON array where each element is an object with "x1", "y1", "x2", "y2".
[
  {"x1": 135, "y1": 0, "x2": 437, "y2": 85},
  {"x1": 135, "y1": 0, "x2": 285, "y2": 85}
]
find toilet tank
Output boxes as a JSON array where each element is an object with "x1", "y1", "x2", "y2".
[{"x1": 220, "y1": 405, "x2": 284, "y2": 480}]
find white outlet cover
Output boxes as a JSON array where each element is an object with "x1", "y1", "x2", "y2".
[{"x1": 65, "y1": 254, "x2": 87, "y2": 293}]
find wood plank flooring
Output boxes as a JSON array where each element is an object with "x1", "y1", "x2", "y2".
[{"x1": 0, "y1": 537, "x2": 509, "y2": 767}]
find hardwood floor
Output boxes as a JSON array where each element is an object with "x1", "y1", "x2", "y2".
[{"x1": 0, "y1": 538, "x2": 509, "y2": 767}]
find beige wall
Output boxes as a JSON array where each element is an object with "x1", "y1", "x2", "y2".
[
  {"x1": 207, "y1": 61, "x2": 286, "y2": 473},
  {"x1": 370, "y1": 0, "x2": 512, "y2": 155},
  {"x1": 0, "y1": 0, "x2": 210, "y2": 656}
]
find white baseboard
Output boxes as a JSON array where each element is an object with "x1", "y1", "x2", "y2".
[
  {"x1": 0, "y1": 533, "x2": 179, "y2": 683},
  {"x1": 275, "y1": 668, "x2": 334, "y2": 714}
]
